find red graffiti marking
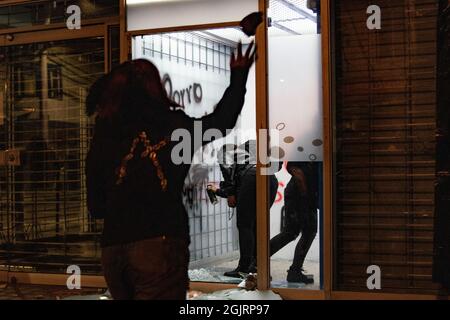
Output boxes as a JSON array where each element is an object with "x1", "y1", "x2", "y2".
[{"x1": 275, "y1": 182, "x2": 285, "y2": 203}]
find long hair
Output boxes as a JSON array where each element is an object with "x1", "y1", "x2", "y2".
[{"x1": 86, "y1": 59, "x2": 179, "y2": 120}]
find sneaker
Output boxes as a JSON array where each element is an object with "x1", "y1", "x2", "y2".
[{"x1": 286, "y1": 267, "x2": 314, "y2": 284}]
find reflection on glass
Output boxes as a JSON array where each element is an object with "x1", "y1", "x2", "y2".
[
  {"x1": 268, "y1": 0, "x2": 323, "y2": 290},
  {"x1": 0, "y1": 39, "x2": 105, "y2": 274},
  {"x1": 132, "y1": 28, "x2": 256, "y2": 284}
]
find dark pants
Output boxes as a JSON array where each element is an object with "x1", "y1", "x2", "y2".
[
  {"x1": 101, "y1": 237, "x2": 190, "y2": 300},
  {"x1": 236, "y1": 171, "x2": 278, "y2": 268},
  {"x1": 270, "y1": 205, "x2": 318, "y2": 269}
]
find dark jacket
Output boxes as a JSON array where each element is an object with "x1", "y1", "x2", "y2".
[
  {"x1": 215, "y1": 141, "x2": 256, "y2": 198},
  {"x1": 285, "y1": 162, "x2": 319, "y2": 213},
  {"x1": 216, "y1": 164, "x2": 236, "y2": 198},
  {"x1": 215, "y1": 140, "x2": 281, "y2": 198},
  {"x1": 216, "y1": 140, "x2": 282, "y2": 198},
  {"x1": 86, "y1": 68, "x2": 250, "y2": 247}
]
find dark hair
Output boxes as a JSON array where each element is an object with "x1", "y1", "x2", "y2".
[
  {"x1": 286, "y1": 161, "x2": 305, "y2": 174},
  {"x1": 86, "y1": 59, "x2": 179, "y2": 119},
  {"x1": 86, "y1": 73, "x2": 108, "y2": 116}
]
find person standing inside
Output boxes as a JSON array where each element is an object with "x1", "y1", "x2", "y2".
[
  {"x1": 270, "y1": 162, "x2": 319, "y2": 284},
  {"x1": 213, "y1": 141, "x2": 279, "y2": 278}
]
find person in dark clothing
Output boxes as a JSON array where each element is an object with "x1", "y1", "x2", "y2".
[
  {"x1": 214, "y1": 144, "x2": 238, "y2": 201},
  {"x1": 86, "y1": 42, "x2": 255, "y2": 300},
  {"x1": 270, "y1": 162, "x2": 319, "y2": 284},
  {"x1": 212, "y1": 141, "x2": 279, "y2": 278}
]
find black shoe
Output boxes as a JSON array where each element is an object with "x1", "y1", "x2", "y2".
[
  {"x1": 224, "y1": 264, "x2": 256, "y2": 278},
  {"x1": 224, "y1": 266, "x2": 246, "y2": 278},
  {"x1": 286, "y1": 267, "x2": 314, "y2": 284}
]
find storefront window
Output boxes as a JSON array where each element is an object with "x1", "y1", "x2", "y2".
[
  {"x1": 0, "y1": 0, "x2": 119, "y2": 29},
  {"x1": 127, "y1": 0, "x2": 261, "y2": 285}
]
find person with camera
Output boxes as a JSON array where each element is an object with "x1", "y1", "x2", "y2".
[{"x1": 210, "y1": 141, "x2": 279, "y2": 278}]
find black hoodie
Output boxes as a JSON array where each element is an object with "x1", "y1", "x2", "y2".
[{"x1": 86, "y1": 68, "x2": 250, "y2": 247}]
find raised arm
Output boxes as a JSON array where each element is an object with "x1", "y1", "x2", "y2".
[{"x1": 182, "y1": 42, "x2": 256, "y2": 143}]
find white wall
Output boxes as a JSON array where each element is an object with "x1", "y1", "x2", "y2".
[{"x1": 127, "y1": 0, "x2": 259, "y2": 31}]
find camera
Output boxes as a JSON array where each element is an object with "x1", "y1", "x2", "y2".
[{"x1": 206, "y1": 185, "x2": 218, "y2": 205}]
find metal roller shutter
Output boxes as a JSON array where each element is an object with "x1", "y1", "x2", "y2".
[
  {"x1": 334, "y1": 0, "x2": 441, "y2": 294},
  {"x1": 0, "y1": 38, "x2": 105, "y2": 275}
]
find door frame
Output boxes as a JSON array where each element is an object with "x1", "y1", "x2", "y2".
[{"x1": 119, "y1": 0, "x2": 330, "y2": 300}]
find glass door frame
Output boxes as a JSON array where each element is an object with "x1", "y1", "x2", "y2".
[
  {"x1": 124, "y1": 19, "x2": 257, "y2": 294},
  {"x1": 121, "y1": 0, "x2": 333, "y2": 300}
]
